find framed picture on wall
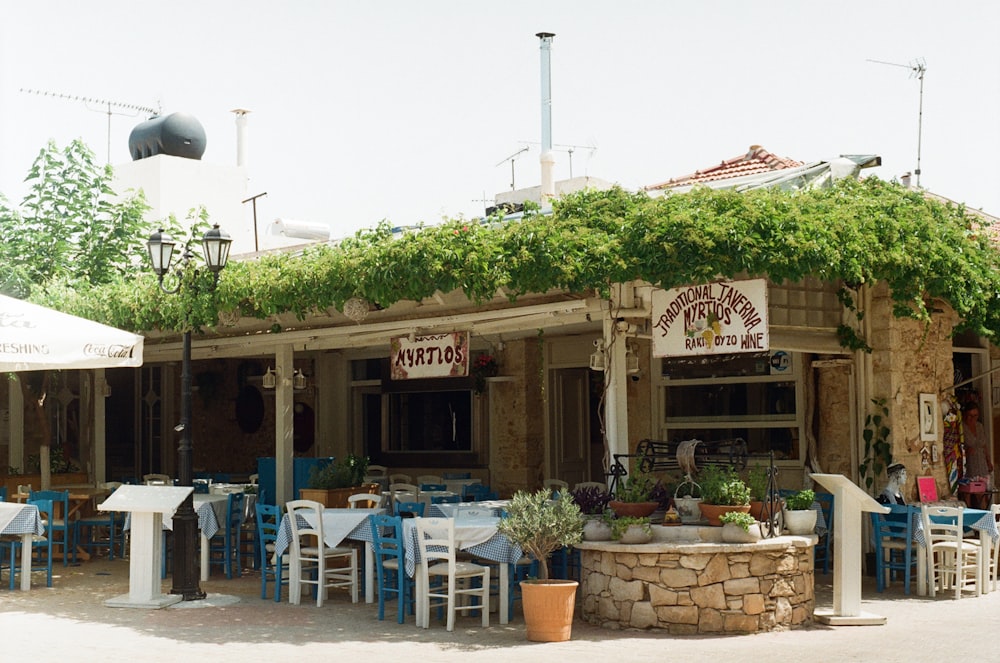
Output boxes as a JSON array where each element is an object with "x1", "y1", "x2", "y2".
[{"x1": 919, "y1": 393, "x2": 938, "y2": 442}]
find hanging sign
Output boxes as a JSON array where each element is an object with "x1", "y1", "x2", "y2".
[
  {"x1": 651, "y1": 279, "x2": 769, "y2": 357},
  {"x1": 390, "y1": 331, "x2": 469, "y2": 380}
]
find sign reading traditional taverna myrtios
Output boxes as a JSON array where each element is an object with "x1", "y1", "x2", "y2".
[{"x1": 651, "y1": 279, "x2": 769, "y2": 357}]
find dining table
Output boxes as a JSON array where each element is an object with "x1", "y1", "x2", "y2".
[
  {"x1": 0, "y1": 502, "x2": 45, "y2": 590},
  {"x1": 273, "y1": 507, "x2": 383, "y2": 604},
  {"x1": 427, "y1": 499, "x2": 509, "y2": 518},
  {"x1": 402, "y1": 515, "x2": 523, "y2": 626},
  {"x1": 15, "y1": 485, "x2": 111, "y2": 562},
  {"x1": 910, "y1": 505, "x2": 999, "y2": 596}
]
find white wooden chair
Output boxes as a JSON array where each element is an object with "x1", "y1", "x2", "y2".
[
  {"x1": 920, "y1": 503, "x2": 982, "y2": 598},
  {"x1": 347, "y1": 493, "x2": 380, "y2": 509},
  {"x1": 286, "y1": 500, "x2": 358, "y2": 606},
  {"x1": 416, "y1": 475, "x2": 443, "y2": 488},
  {"x1": 389, "y1": 473, "x2": 412, "y2": 485},
  {"x1": 414, "y1": 517, "x2": 490, "y2": 631},
  {"x1": 543, "y1": 479, "x2": 568, "y2": 498},
  {"x1": 573, "y1": 481, "x2": 608, "y2": 493},
  {"x1": 143, "y1": 473, "x2": 171, "y2": 485}
]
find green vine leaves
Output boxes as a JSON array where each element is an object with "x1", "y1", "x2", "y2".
[{"x1": 37, "y1": 178, "x2": 1000, "y2": 343}]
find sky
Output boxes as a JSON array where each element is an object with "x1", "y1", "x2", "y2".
[{"x1": 1, "y1": 1, "x2": 998, "y2": 242}]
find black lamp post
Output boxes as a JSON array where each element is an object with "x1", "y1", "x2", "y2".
[{"x1": 146, "y1": 223, "x2": 231, "y2": 601}]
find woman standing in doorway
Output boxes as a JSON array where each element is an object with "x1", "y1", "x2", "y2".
[{"x1": 961, "y1": 401, "x2": 993, "y2": 479}]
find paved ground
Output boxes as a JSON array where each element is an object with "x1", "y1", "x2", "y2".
[{"x1": 1, "y1": 556, "x2": 995, "y2": 662}]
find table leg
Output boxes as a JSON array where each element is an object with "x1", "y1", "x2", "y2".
[
  {"x1": 415, "y1": 565, "x2": 426, "y2": 628},
  {"x1": 19, "y1": 533, "x2": 32, "y2": 591},
  {"x1": 364, "y1": 542, "x2": 375, "y2": 603},
  {"x1": 979, "y1": 531, "x2": 989, "y2": 595},
  {"x1": 200, "y1": 533, "x2": 209, "y2": 582},
  {"x1": 499, "y1": 563, "x2": 509, "y2": 624},
  {"x1": 916, "y1": 545, "x2": 927, "y2": 596}
]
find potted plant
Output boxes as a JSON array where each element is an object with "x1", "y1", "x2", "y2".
[
  {"x1": 782, "y1": 488, "x2": 818, "y2": 535},
  {"x1": 673, "y1": 474, "x2": 703, "y2": 524},
  {"x1": 298, "y1": 454, "x2": 378, "y2": 508},
  {"x1": 608, "y1": 472, "x2": 659, "y2": 518},
  {"x1": 610, "y1": 515, "x2": 652, "y2": 544},
  {"x1": 719, "y1": 510, "x2": 762, "y2": 543},
  {"x1": 570, "y1": 485, "x2": 612, "y2": 541},
  {"x1": 697, "y1": 464, "x2": 751, "y2": 526},
  {"x1": 496, "y1": 488, "x2": 584, "y2": 642}
]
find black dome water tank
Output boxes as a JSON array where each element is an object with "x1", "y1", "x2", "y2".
[{"x1": 128, "y1": 112, "x2": 207, "y2": 160}]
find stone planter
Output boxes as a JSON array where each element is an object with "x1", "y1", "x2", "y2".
[
  {"x1": 783, "y1": 508, "x2": 817, "y2": 535},
  {"x1": 616, "y1": 523, "x2": 652, "y2": 544},
  {"x1": 582, "y1": 517, "x2": 612, "y2": 541},
  {"x1": 721, "y1": 521, "x2": 763, "y2": 543}
]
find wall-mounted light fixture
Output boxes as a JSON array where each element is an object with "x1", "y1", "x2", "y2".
[
  {"x1": 261, "y1": 367, "x2": 277, "y2": 390},
  {"x1": 589, "y1": 339, "x2": 606, "y2": 371},
  {"x1": 293, "y1": 369, "x2": 308, "y2": 390},
  {"x1": 625, "y1": 342, "x2": 640, "y2": 375}
]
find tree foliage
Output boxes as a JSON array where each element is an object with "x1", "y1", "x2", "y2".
[
  {"x1": 33, "y1": 177, "x2": 1000, "y2": 343},
  {"x1": 0, "y1": 139, "x2": 149, "y2": 297}
]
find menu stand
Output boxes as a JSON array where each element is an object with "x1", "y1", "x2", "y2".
[
  {"x1": 99, "y1": 485, "x2": 193, "y2": 609},
  {"x1": 810, "y1": 473, "x2": 889, "y2": 626}
]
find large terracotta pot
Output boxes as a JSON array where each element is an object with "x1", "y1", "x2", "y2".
[
  {"x1": 608, "y1": 500, "x2": 659, "y2": 518},
  {"x1": 521, "y1": 580, "x2": 578, "y2": 642},
  {"x1": 699, "y1": 503, "x2": 751, "y2": 527}
]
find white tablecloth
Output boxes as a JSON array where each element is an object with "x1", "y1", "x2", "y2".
[{"x1": 0, "y1": 503, "x2": 45, "y2": 590}]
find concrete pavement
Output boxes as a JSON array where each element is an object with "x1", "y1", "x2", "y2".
[{"x1": 0, "y1": 557, "x2": 994, "y2": 662}]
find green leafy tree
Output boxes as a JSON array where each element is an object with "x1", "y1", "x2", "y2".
[{"x1": 0, "y1": 139, "x2": 150, "y2": 295}]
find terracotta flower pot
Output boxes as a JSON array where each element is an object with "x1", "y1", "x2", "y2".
[
  {"x1": 521, "y1": 580, "x2": 578, "y2": 642},
  {"x1": 608, "y1": 500, "x2": 659, "y2": 518},
  {"x1": 699, "y1": 503, "x2": 751, "y2": 527}
]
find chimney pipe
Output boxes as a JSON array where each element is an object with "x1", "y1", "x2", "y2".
[
  {"x1": 536, "y1": 32, "x2": 556, "y2": 203},
  {"x1": 231, "y1": 108, "x2": 250, "y2": 168}
]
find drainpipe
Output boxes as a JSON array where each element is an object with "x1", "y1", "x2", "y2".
[{"x1": 537, "y1": 32, "x2": 556, "y2": 204}]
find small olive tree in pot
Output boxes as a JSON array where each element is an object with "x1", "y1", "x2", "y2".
[{"x1": 497, "y1": 489, "x2": 584, "y2": 641}]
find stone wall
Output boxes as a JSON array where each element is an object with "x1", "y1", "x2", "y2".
[{"x1": 579, "y1": 539, "x2": 815, "y2": 634}]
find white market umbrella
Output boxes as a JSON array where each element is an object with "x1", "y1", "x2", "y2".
[
  {"x1": 2, "y1": 294, "x2": 144, "y2": 489},
  {"x1": 0, "y1": 294, "x2": 143, "y2": 371}
]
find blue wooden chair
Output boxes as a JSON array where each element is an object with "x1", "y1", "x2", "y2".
[
  {"x1": 442, "y1": 472, "x2": 471, "y2": 480},
  {"x1": 369, "y1": 513, "x2": 417, "y2": 623},
  {"x1": 208, "y1": 492, "x2": 245, "y2": 578},
  {"x1": 255, "y1": 502, "x2": 288, "y2": 601},
  {"x1": 463, "y1": 484, "x2": 497, "y2": 501},
  {"x1": 396, "y1": 501, "x2": 425, "y2": 517},
  {"x1": 870, "y1": 504, "x2": 918, "y2": 594},
  {"x1": 6, "y1": 498, "x2": 54, "y2": 588},
  {"x1": 29, "y1": 489, "x2": 74, "y2": 565},
  {"x1": 75, "y1": 482, "x2": 121, "y2": 560},
  {"x1": 814, "y1": 492, "x2": 834, "y2": 574},
  {"x1": 0, "y1": 486, "x2": 7, "y2": 502},
  {"x1": 420, "y1": 483, "x2": 447, "y2": 492}
]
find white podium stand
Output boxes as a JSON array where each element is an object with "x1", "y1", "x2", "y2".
[
  {"x1": 810, "y1": 473, "x2": 889, "y2": 626},
  {"x1": 99, "y1": 485, "x2": 193, "y2": 609}
]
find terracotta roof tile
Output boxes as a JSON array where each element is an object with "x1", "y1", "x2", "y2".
[{"x1": 645, "y1": 145, "x2": 803, "y2": 191}]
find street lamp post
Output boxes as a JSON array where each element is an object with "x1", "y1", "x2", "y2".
[{"x1": 146, "y1": 224, "x2": 231, "y2": 601}]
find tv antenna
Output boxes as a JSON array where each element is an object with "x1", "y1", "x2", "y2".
[
  {"x1": 522, "y1": 141, "x2": 597, "y2": 178},
  {"x1": 20, "y1": 88, "x2": 160, "y2": 165},
  {"x1": 867, "y1": 58, "x2": 926, "y2": 187},
  {"x1": 495, "y1": 146, "x2": 530, "y2": 190}
]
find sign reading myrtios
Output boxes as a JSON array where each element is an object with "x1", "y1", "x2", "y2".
[
  {"x1": 652, "y1": 279, "x2": 769, "y2": 357},
  {"x1": 391, "y1": 331, "x2": 469, "y2": 380}
]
